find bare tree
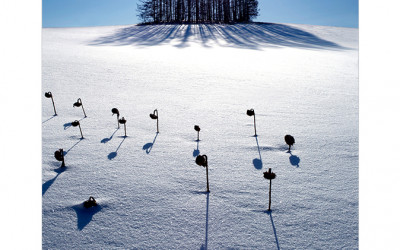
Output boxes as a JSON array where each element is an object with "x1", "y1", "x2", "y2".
[{"x1": 137, "y1": 0, "x2": 258, "y2": 23}]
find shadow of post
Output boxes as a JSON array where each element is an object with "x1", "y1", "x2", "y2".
[
  {"x1": 72, "y1": 203, "x2": 102, "y2": 231},
  {"x1": 289, "y1": 152, "x2": 300, "y2": 167},
  {"x1": 193, "y1": 140, "x2": 200, "y2": 157},
  {"x1": 65, "y1": 138, "x2": 84, "y2": 155},
  {"x1": 101, "y1": 128, "x2": 119, "y2": 143},
  {"x1": 142, "y1": 132, "x2": 158, "y2": 154},
  {"x1": 108, "y1": 137, "x2": 126, "y2": 160},
  {"x1": 42, "y1": 167, "x2": 66, "y2": 196},
  {"x1": 200, "y1": 192, "x2": 209, "y2": 250},
  {"x1": 266, "y1": 210, "x2": 280, "y2": 250},
  {"x1": 253, "y1": 136, "x2": 263, "y2": 170},
  {"x1": 42, "y1": 114, "x2": 57, "y2": 124}
]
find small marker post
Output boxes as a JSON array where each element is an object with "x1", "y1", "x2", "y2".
[
  {"x1": 111, "y1": 108, "x2": 120, "y2": 129},
  {"x1": 194, "y1": 125, "x2": 200, "y2": 141},
  {"x1": 119, "y1": 117, "x2": 127, "y2": 137},
  {"x1": 71, "y1": 120, "x2": 84, "y2": 139},
  {"x1": 73, "y1": 98, "x2": 87, "y2": 117},
  {"x1": 195, "y1": 154, "x2": 210, "y2": 193},
  {"x1": 54, "y1": 148, "x2": 65, "y2": 167},
  {"x1": 45, "y1": 92, "x2": 57, "y2": 115},
  {"x1": 83, "y1": 196, "x2": 97, "y2": 208},
  {"x1": 149, "y1": 109, "x2": 159, "y2": 133},
  {"x1": 263, "y1": 168, "x2": 276, "y2": 211},
  {"x1": 247, "y1": 109, "x2": 256, "y2": 136},
  {"x1": 284, "y1": 135, "x2": 295, "y2": 152}
]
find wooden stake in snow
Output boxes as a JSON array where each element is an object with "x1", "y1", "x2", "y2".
[
  {"x1": 263, "y1": 168, "x2": 276, "y2": 211},
  {"x1": 247, "y1": 109, "x2": 257, "y2": 136},
  {"x1": 54, "y1": 148, "x2": 65, "y2": 167},
  {"x1": 196, "y1": 154, "x2": 210, "y2": 193},
  {"x1": 73, "y1": 98, "x2": 87, "y2": 117},
  {"x1": 111, "y1": 108, "x2": 120, "y2": 128},
  {"x1": 284, "y1": 135, "x2": 295, "y2": 152},
  {"x1": 118, "y1": 117, "x2": 127, "y2": 137},
  {"x1": 149, "y1": 109, "x2": 159, "y2": 133},
  {"x1": 45, "y1": 92, "x2": 57, "y2": 115},
  {"x1": 71, "y1": 120, "x2": 84, "y2": 139},
  {"x1": 194, "y1": 125, "x2": 200, "y2": 141}
]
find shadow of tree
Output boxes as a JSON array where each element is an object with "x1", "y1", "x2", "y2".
[{"x1": 90, "y1": 23, "x2": 344, "y2": 50}]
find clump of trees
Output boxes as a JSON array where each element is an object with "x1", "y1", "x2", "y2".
[{"x1": 137, "y1": 0, "x2": 259, "y2": 23}]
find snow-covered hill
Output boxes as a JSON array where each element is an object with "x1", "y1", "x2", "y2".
[{"x1": 42, "y1": 23, "x2": 358, "y2": 249}]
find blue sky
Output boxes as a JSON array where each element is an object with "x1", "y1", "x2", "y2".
[{"x1": 42, "y1": 0, "x2": 358, "y2": 28}]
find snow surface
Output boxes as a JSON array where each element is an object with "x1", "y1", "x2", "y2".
[{"x1": 42, "y1": 23, "x2": 358, "y2": 249}]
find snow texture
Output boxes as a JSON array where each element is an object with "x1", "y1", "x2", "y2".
[{"x1": 42, "y1": 23, "x2": 358, "y2": 249}]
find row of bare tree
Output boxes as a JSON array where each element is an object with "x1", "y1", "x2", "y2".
[{"x1": 137, "y1": 0, "x2": 259, "y2": 23}]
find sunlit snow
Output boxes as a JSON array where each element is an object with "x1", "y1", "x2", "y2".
[{"x1": 42, "y1": 23, "x2": 358, "y2": 249}]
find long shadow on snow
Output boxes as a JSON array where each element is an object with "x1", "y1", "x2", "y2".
[
  {"x1": 142, "y1": 132, "x2": 158, "y2": 154},
  {"x1": 64, "y1": 138, "x2": 84, "y2": 155},
  {"x1": 253, "y1": 136, "x2": 263, "y2": 170},
  {"x1": 72, "y1": 203, "x2": 103, "y2": 230},
  {"x1": 101, "y1": 128, "x2": 119, "y2": 144},
  {"x1": 42, "y1": 114, "x2": 57, "y2": 124},
  {"x1": 42, "y1": 167, "x2": 67, "y2": 196},
  {"x1": 266, "y1": 210, "x2": 281, "y2": 250},
  {"x1": 108, "y1": 136, "x2": 126, "y2": 160},
  {"x1": 200, "y1": 192, "x2": 209, "y2": 250},
  {"x1": 90, "y1": 23, "x2": 344, "y2": 50},
  {"x1": 193, "y1": 140, "x2": 200, "y2": 157}
]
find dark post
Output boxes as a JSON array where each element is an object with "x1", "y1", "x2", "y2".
[
  {"x1": 119, "y1": 117, "x2": 127, "y2": 137},
  {"x1": 196, "y1": 154, "x2": 210, "y2": 192},
  {"x1": 284, "y1": 135, "x2": 295, "y2": 151},
  {"x1": 73, "y1": 98, "x2": 87, "y2": 117},
  {"x1": 45, "y1": 92, "x2": 57, "y2": 115},
  {"x1": 83, "y1": 196, "x2": 98, "y2": 208},
  {"x1": 71, "y1": 120, "x2": 83, "y2": 138},
  {"x1": 54, "y1": 148, "x2": 65, "y2": 167},
  {"x1": 149, "y1": 109, "x2": 159, "y2": 133},
  {"x1": 194, "y1": 125, "x2": 200, "y2": 141},
  {"x1": 111, "y1": 108, "x2": 120, "y2": 129},
  {"x1": 263, "y1": 168, "x2": 276, "y2": 211},
  {"x1": 247, "y1": 109, "x2": 256, "y2": 136}
]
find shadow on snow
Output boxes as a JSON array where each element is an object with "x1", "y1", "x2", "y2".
[
  {"x1": 108, "y1": 136, "x2": 126, "y2": 160},
  {"x1": 253, "y1": 136, "x2": 263, "y2": 170},
  {"x1": 42, "y1": 167, "x2": 67, "y2": 196},
  {"x1": 142, "y1": 132, "x2": 159, "y2": 154},
  {"x1": 72, "y1": 203, "x2": 103, "y2": 231},
  {"x1": 90, "y1": 23, "x2": 345, "y2": 50}
]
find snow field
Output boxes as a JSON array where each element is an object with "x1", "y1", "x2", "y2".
[{"x1": 42, "y1": 23, "x2": 358, "y2": 249}]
